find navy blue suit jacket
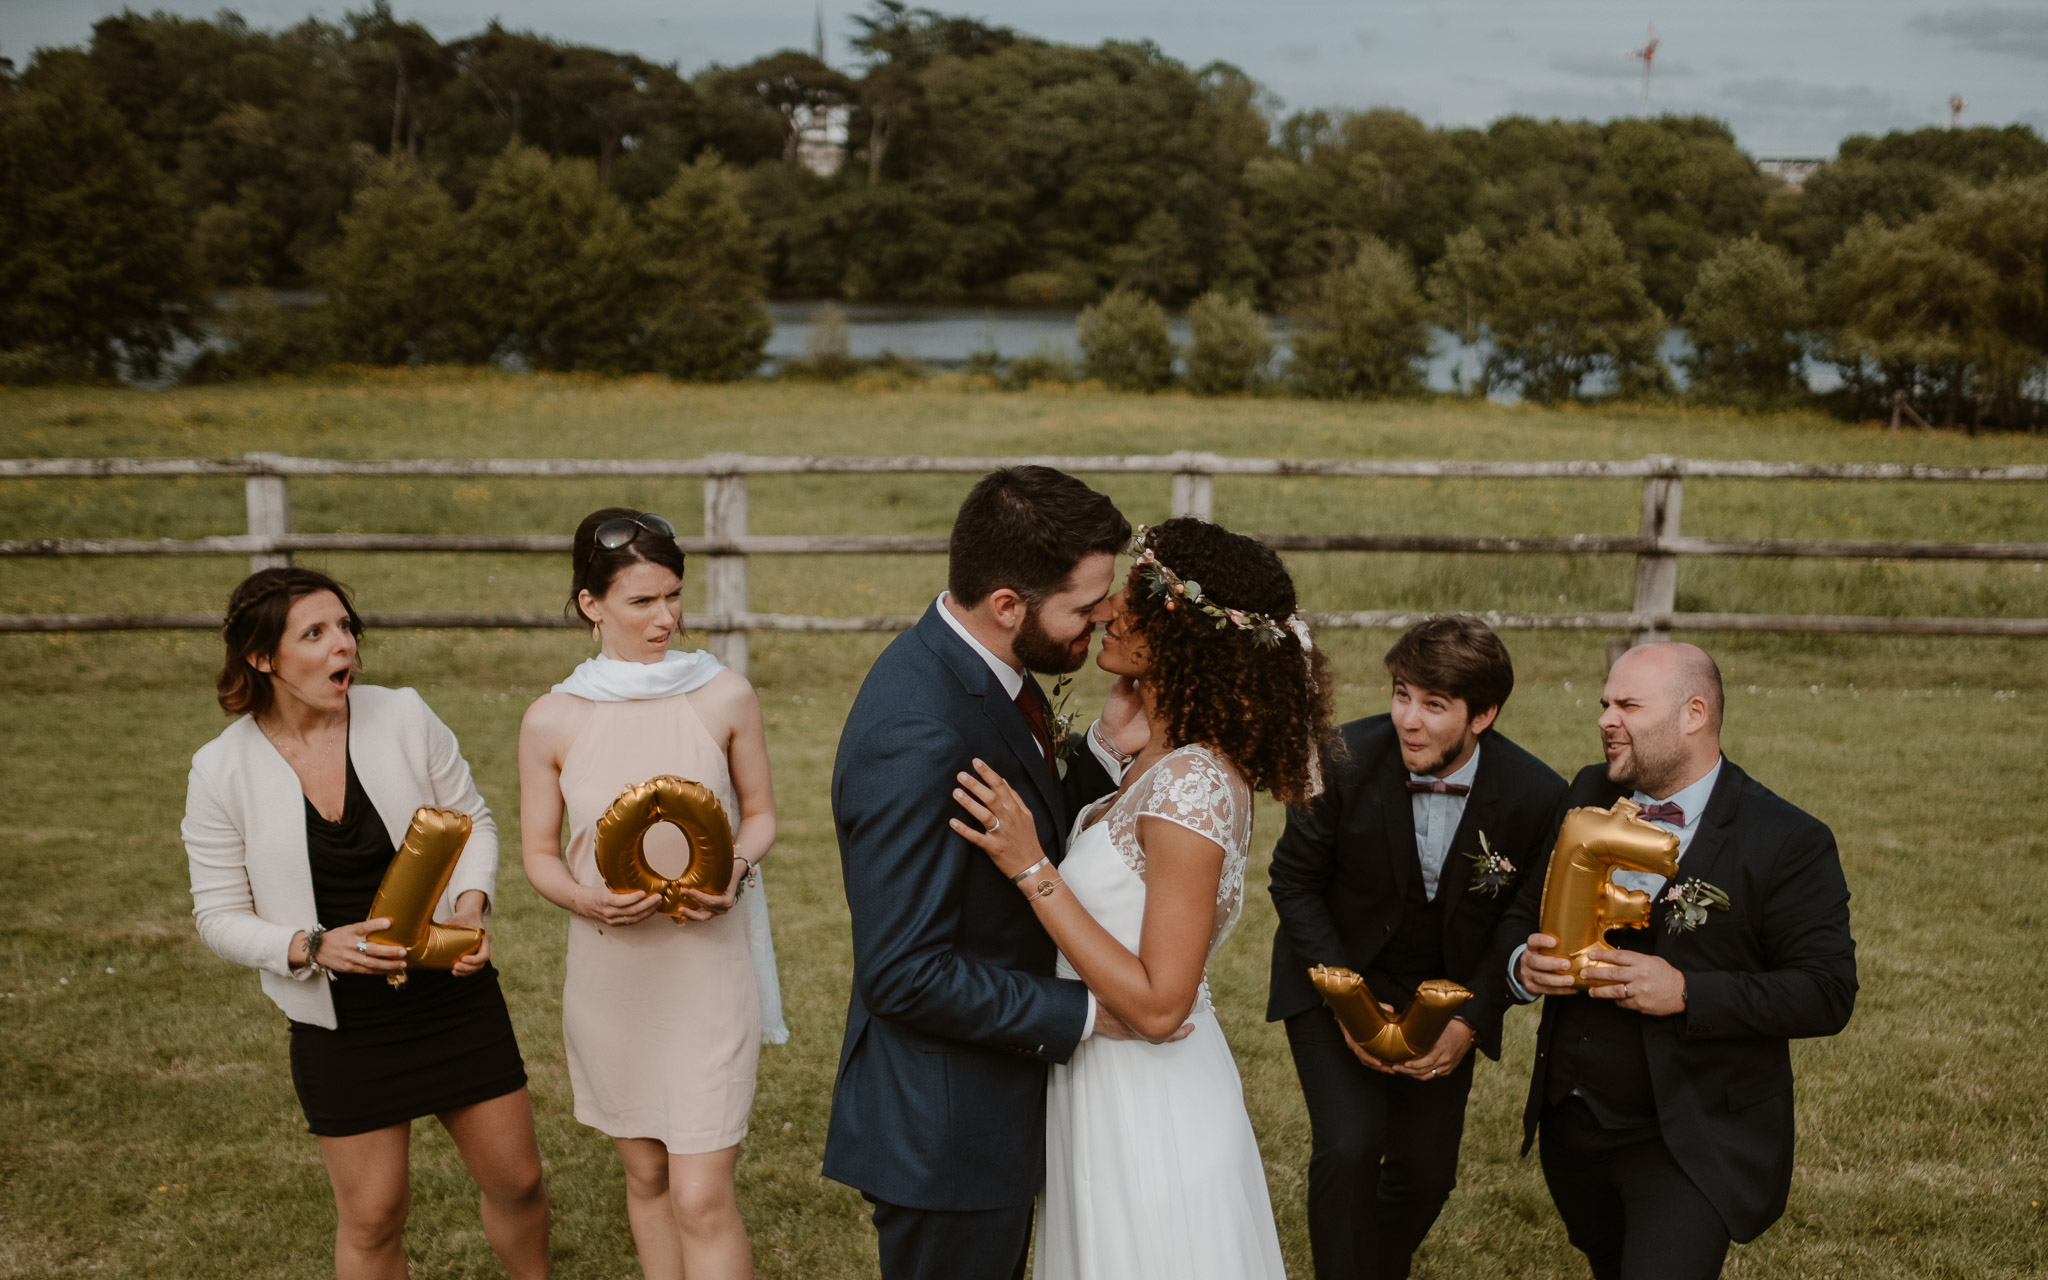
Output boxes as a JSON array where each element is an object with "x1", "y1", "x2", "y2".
[{"x1": 821, "y1": 602, "x2": 1116, "y2": 1211}]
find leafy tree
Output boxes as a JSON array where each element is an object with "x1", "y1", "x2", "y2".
[
  {"x1": 1680, "y1": 236, "x2": 1811, "y2": 406},
  {"x1": 459, "y1": 145, "x2": 643, "y2": 372},
  {"x1": 0, "y1": 51, "x2": 197, "y2": 378},
  {"x1": 849, "y1": 2, "x2": 1020, "y2": 185},
  {"x1": 309, "y1": 155, "x2": 471, "y2": 364},
  {"x1": 1483, "y1": 209, "x2": 1667, "y2": 404},
  {"x1": 1184, "y1": 291, "x2": 1273, "y2": 395},
  {"x1": 640, "y1": 154, "x2": 773, "y2": 381},
  {"x1": 1077, "y1": 287, "x2": 1175, "y2": 390},
  {"x1": 1286, "y1": 238, "x2": 1430, "y2": 399},
  {"x1": 1425, "y1": 226, "x2": 1494, "y2": 348},
  {"x1": 183, "y1": 288, "x2": 334, "y2": 382}
]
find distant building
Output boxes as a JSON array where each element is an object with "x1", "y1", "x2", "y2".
[
  {"x1": 794, "y1": 104, "x2": 850, "y2": 177},
  {"x1": 1755, "y1": 155, "x2": 1829, "y2": 191}
]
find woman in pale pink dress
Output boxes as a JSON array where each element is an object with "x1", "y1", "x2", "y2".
[{"x1": 519, "y1": 508, "x2": 779, "y2": 1280}]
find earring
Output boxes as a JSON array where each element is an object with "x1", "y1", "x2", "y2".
[{"x1": 591, "y1": 620, "x2": 602, "y2": 643}]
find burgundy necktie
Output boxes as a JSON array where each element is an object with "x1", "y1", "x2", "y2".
[
  {"x1": 1406, "y1": 779, "x2": 1470, "y2": 795},
  {"x1": 1013, "y1": 683, "x2": 1057, "y2": 777},
  {"x1": 1636, "y1": 800, "x2": 1685, "y2": 825}
]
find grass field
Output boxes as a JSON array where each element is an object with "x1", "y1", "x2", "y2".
[{"x1": 3, "y1": 374, "x2": 2046, "y2": 1279}]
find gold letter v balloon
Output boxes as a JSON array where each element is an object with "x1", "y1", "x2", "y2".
[
  {"x1": 367, "y1": 807, "x2": 486, "y2": 987},
  {"x1": 595, "y1": 776, "x2": 736, "y2": 919},
  {"x1": 1309, "y1": 967, "x2": 1473, "y2": 1062},
  {"x1": 1536, "y1": 797, "x2": 1682, "y2": 987}
]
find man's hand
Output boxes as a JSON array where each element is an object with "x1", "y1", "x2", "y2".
[
  {"x1": 1393, "y1": 1016, "x2": 1474, "y2": 1080},
  {"x1": 1339, "y1": 1012, "x2": 1399, "y2": 1074},
  {"x1": 1583, "y1": 949, "x2": 1687, "y2": 1016},
  {"x1": 1517, "y1": 933, "x2": 1581, "y2": 997},
  {"x1": 1094, "y1": 1002, "x2": 1194, "y2": 1044},
  {"x1": 1100, "y1": 676, "x2": 1150, "y2": 759}
]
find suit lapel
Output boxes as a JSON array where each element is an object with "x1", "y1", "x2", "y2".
[
  {"x1": 1437, "y1": 746, "x2": 1503, "y2": 919},
  {"x1": 1652, "y1": 759, "x2": 1743, "y2": 950},
  {"x1": 915, "y1": 604, "x2": 1067, "y2": 838},
  {"x1": 1373, "y1": 761, "x2": 1422, "y2": 903}
]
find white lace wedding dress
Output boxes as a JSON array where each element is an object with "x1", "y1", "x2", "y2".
[{"x1": 1036, "y1": 744, "x2": 1287, "y2": 1280}]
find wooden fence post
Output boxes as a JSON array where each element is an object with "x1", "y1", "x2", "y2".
[
  {"x1": 1629, "y1": 455, "x2": 1684, "y2": 647},
  {"x1": 244, "y1": 454, "x2": 291, "y2": 571},
  {"x1": 703, "y1": 456, "x2": 749, "y2": 676},
  {"x1": 1170, "y1": 452, "x2": 1215, "y2": 521}
]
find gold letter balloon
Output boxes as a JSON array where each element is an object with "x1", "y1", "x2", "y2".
[
  {"x1": 594, "y1": 776, "x2": 735, "y2": 919},
  {"x1": 1536, "y1": 797, "x2": 1682, "y2": 987},
  {"x1": 1309, "y1": 966, "x2": 1473, "y2": 1062},
  {"x1": 367, "y1": 807, "x2": 485, "y2": 987}
]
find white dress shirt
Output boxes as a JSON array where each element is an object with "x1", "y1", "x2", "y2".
[
  {"x1": 936, "y1": 592, "x2": 1099, "y2": 1039},
  {"x1": 1410, "y1": 743, "x2": 1482, "y2": 902},
  {"x1": 1506, "y1": 757, "x2": 1725, "y2": 1003}
]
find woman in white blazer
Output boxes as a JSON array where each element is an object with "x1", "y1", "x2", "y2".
[{"x1": 182, "y1": 567, "x2": 549, "y2": 1280}]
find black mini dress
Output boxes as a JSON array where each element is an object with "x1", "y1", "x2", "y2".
[{"x1": 287, "y1": 757, "x2": 527, "y2": 1137}]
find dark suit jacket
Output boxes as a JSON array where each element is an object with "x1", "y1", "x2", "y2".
[
  {"x1": 821, "y1": 602, "x2": 1116, "y2": 1212},
  {"x1": 1267, "y1": 715, "x2": 1567, "y2": 1058},
  {"x1": 1486, "y1": 758, "x2": 1858, "y2": 1243}
]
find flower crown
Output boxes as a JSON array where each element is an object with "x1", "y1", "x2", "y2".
[{"x1": 1126, "y1": 525, "x2": 1313, "y2": 652}]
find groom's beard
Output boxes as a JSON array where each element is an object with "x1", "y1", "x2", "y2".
[{"x1": 1015, "y1": 603, "x2": 1091, "y2": 675}]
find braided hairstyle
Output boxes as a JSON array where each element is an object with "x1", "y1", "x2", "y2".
[
  {"x1": 1125, "y1": 518, "x2": 1333, "y2": 806},
  {"x1": 216, "y1": 567, "x2": 364, "y2": 716}
]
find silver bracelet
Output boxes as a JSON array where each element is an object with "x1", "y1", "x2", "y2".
[
  {"x1": 1091, "y1": 720, "x2": 1134, "y2": 767},
  {"x1": 302, "y1": 923, "x2": 331, "y2": 981},
  {"x1": 1009, "y1": 855, "x2": 1052, "y2": 885}
]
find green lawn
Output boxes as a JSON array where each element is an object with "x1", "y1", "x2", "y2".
[{"x1": 2, "y1": 375, "x2": 2045, "y2": 1278}]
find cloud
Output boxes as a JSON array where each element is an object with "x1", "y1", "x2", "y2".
[
  {"x1": 1717, "y1": 77, "x2": 1905, "y2": 113},
  {"x1": 1548, "y1": 50, "x2": 1692, "y2": 80},
  {"x1": 1353, "y1": 28, "x2": 1379, "y2": 53},
  {"x1": 1278, "y1": 41, "x2": 1318, "y2": 67},
  {"x1": 1908, "y1": 7, "x2": 2048, "y2": 59}
]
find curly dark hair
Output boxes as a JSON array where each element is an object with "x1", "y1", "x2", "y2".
[{"x1": 1125, "y1": 518, "x2": 1333, "y2": 807}]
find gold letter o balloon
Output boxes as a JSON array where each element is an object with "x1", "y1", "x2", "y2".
[
  {"x1": 368, "y1": 806, "x2": 486, "y2": 987},
  {"x1": 594, "y1": 776, "x2": 736, "y2": 919}
]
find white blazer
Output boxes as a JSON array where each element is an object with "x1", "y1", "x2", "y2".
[{"x1": 181, "y1": 684, "x2": 499, "y2": 1030}]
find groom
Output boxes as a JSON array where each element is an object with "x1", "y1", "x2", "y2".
[{"x1": 823, "y1": 466, "x2": 1141, "y2": 1280}]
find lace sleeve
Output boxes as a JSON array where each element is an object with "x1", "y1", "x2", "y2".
[{"x1": 1133, "y1": 747, "x2": 1249, "y2": 860}]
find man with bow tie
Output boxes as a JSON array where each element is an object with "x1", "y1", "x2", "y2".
[
  {"x1": 1268, "y1": 616, "x2": 1567, "y2": 1279},
  {"x1": 1496, "y1": 642, "x2": 1858, "y2": 1280}
]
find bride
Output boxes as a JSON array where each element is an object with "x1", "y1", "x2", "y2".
[{"x1": 950, "y1": 517, "x2": 1331, "y2": 1280}]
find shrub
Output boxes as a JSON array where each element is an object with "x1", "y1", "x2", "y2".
[
  {"x1": 182, "y1": 289, "x2": 334, "y2": 383},
  {"x1": 1002, "y1": 342, "x2": 1075, "y2": 389},
  {"x1": 1681, "y1": 236, "x2": 1811, "y2": 407},
  {"x1": 640, "y1": 153, "x2": 773, "y2": 382},
  {"x1": 1286, "y1": 238, "x2": 1430, "y2": 399},
  {"x1": 1184, "y1": 292, "x2": 1273, "y2": 395},
  {"x1": 459, "y1": 145, "x2": 643, "y2": 373},
  {"x1": 1076, "y1": 287, "x2": 1175, "y2": 391},
  {"x1": 309, "y1": 155, "x2": 471, "y2": 365},
  {"x1": 1482, "y1": 208, "x2": 1666, "y2": 404}
]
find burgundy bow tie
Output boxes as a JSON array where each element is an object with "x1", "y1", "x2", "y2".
[
  {"x1": 1406, "y1": 779, "x2": 1470, "y2": 796},
  {"x1": 1636, "y1": 800, "x2": 1685, "y2": 825}
]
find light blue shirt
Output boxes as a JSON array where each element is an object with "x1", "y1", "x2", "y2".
[
  {"x1": 1410, "y1": 744, "x2": 1482, "y2": 902},
  {"x1": 1506, "y1": 757, "x2": 1725, "y2": 1003}
]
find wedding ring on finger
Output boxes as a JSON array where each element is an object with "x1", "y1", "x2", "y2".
[
  {"x1": 356, "y1": 940, "x2": 369, "y2": 954},
  {"x1": 987, "y1": 817, "x2": 1002, "y2": 835}
]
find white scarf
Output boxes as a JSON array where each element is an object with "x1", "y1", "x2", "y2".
[
  {"x1": 551, "y1": 650, "x2": 727, "y2": 701},
  {"x1": 553, "y1": 647, "x2": 789, "y2": 1045}
]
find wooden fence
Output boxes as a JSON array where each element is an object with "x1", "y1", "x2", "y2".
[{"x1": 3, "y1": 451, "x2": 2045, "y2": 674}]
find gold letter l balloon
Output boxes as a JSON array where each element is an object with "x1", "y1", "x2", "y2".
[
  {"x1": 1309, "y1": 967, "x2": 1473, "y2": 1062},
  {"x1": 367, "y1": 807, "x2": 485, "y2": 987},
  {"x1": 1536, "y1": 797, "x2": 1682, "y2": 987},
  {"x1": 594, "y1": 776, "x2": 736, "y2": 920}
]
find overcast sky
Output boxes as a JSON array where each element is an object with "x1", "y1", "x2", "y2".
[{"x1": 5, "y1": 0, "x2": 2045, "y2": 155}]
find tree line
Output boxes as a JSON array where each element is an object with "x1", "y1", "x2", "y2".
[{"x1": 1, "y1": 3, "x2": 2044, "y2": 426}]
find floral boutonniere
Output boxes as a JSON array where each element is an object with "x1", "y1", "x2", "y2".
[
  {"x1": 1047, "y1": 673, "x2": 1079, "y2": 779},
  {"x1": 1462, "y1": 831, "x2": 1515, "y2": 898},
  {"x1": 1663, "y1": 878, "x2": 1732, "y2": 934}
]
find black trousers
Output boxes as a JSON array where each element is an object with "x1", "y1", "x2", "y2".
[
  {"x1": 865, "y1": 1194, "x2": 1031, "y2": 1280},
  {"x1": 1537, "y1": 1099, "x2": 1732, "y2": 1280},
  {"x1": 1284, "y1": 1004, "x2": 1476, "y2": 1280}
]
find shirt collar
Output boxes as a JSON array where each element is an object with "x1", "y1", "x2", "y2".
[
  {"x1": 936, "y1": 592, "x2": 1025, "y2": 700},
  {"x1": 1635, "y1": 756, "x2": 1724, "y2": 832},
  {"x1": 1410, "y1": 740, "x2": 1483, "y2": 789}
]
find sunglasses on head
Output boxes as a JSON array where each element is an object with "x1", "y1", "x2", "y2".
[{"x1": 593, "y1": 512, "x2": 677, "y2": 551}]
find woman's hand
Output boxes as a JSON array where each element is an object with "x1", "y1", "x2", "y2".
[
  {"x1": 310, "y1": 918, "x2": 408, "y2": 975},
  {"x1": 443, "y1": 892, "x2": 492, "y2": 976},
  {"x1": 671, "y1": 861, "x2": 742, "y2": 924},
  {"x1": 1101, "y1": 676, "x2": 1150, "y2": 759},
  {"x1": 571, "y1": 883, "x2": 665, "y2": 927},
  {"x1": 950, "y1": 758, "x2": 1046, "y2": 879}
]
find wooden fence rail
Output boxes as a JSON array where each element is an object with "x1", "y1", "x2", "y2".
[{"x1": 3, "y1": 452, "x2": 2043, "y2": 673}]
